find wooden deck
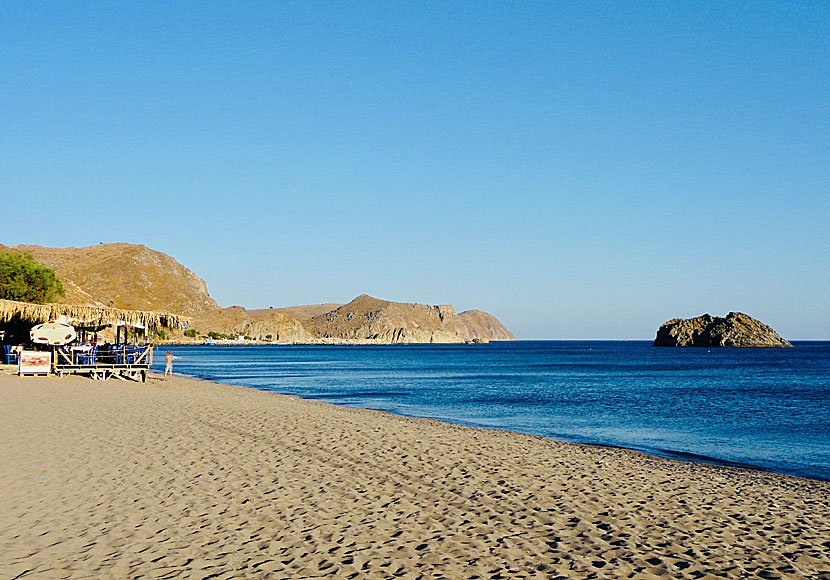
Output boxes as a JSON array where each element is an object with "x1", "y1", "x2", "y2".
[
  {"x1": 54, "y1": 365, "x2": 149, "y2": 382},
  {"x1": 54, "y1": 345, "x2": 153, "y2": 382}
]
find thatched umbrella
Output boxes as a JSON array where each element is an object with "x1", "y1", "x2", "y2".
[{"x1": 0, "y1": 298, "x2": 188, "y2": 332}]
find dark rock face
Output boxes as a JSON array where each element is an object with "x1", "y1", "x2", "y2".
[{"x1": 653, "y1": 312, "x2": 792, "y2": 347}]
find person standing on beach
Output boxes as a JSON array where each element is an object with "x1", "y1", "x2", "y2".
[{"x1": 164, "y1": 351, "x2": 180, "y2": 381}]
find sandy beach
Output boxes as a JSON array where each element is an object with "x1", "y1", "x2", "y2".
[{"x1": 1, "y1": 369, "x2": 828, "y2": 579}]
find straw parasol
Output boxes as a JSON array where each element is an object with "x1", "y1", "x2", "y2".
[{"x1": 0, "y1": 298, "x2": 188, "y2": 331}]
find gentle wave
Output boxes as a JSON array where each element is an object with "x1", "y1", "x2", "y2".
[{"x1": 154, "y1": 341, "x2": 830, "y2": 481}]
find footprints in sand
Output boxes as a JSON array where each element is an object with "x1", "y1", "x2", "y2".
[{"x1": 1, "y1": 377, "x2": 829, "y2": 579}]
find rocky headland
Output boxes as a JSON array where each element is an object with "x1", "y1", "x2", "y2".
[
  {"x1": 653, "y1": 312, "x2": 792, "y2": 347},
  {"x1": 188, "y1": 294, "x2": 516, "y2": 344},
  {"x1": 1, "y1": 243, "x2": 515, "y2": 344},
  {"x1": 300, "y1": 294, "x2": 516, "y2": 344}
]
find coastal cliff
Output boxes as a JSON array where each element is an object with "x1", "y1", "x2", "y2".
[
  {"x1": 1, "y1": 243, "x2": 515, "y2": 344},
  {"x1": 653, "y1": 312, "x2": 792, "y2": 347},
  {"x1": 300, "y1": 294, "x2": 516, "y2": 344}
]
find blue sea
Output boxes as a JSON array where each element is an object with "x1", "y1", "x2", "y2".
[{"x1": 151, "y1": 341, "x2": 830, "y2": 481}]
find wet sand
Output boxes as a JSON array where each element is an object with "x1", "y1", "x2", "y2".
[{"x1": 1, "y1": 370, "x2": 828, "y2": 579}]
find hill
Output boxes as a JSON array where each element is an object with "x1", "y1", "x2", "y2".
[
  {"x1": 249, "y1": 304, "x2": 343, "y2": 321},
  {"x1": 193, "y1": 306, "x2": 313, "y2": 343},
  {"x1": 1, "y1": 243, "x2": 218, "y2": 316},
  {"x1": 0, "y1": 243, "x2": 516, "y2": 343},
  {"x1": 301, "y1": 294, "x2": 516, "y2": 343}
]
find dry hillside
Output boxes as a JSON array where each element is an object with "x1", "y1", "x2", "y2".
[
  {"x1": 1, "y1": 243, "x2": 516, "y2": 343},
  {"x1": 302, "y1": 294, "x2": 516, "y2": 343},
  {"x1": 1, "y1": 243, "x2": 218, "y2": 316},
  {"x1": 455, "y1": 309, "x2": 518, "y2": 342},
  {"x1": 193, "y1": 306, "x2": 312, "y2": 343},
  {"x1": 249, "y1": 304, "x2": 343, "y2": 321}
]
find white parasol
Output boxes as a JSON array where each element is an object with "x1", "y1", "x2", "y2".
[{"x1": 30, "y1": 321, "x2": 77, "y2": 345}]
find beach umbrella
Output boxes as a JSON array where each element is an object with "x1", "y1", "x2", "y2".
[{"x1": 30, "y1": 321, "x2": 77, "y2": 345}]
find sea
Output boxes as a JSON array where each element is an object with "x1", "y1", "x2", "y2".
[{"x1": 151, "y1": 341, "x2": 830, "y2": 482}]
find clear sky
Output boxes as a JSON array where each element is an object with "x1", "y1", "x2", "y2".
[{"x1": 2, "y1": 2, "x2": 828, "y2": 339}]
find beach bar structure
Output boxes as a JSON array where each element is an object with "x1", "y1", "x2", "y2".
[{"x1": 0, "y1": 298, "x2": 188, "y2": 382}]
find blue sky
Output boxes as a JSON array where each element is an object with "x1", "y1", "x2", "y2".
[{"x1": 2, "y1": 2, "x2": 828, "y2": 339}]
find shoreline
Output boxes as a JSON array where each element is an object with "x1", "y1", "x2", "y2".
[
  {"x1": 5, "y1": 358, "x2": 829, "y2": 483},
  {"x1": 160, "y1": 338, "x2": 499, "y2": 346},
  {"x1": 8, "y1": 360, "x2": 824, "y2": 484},
  {"x1": 2, "y1": 370, "x2": 829, "y2": 578},
  {"x1": 161, "y1": 366, "x2": 829, "y2": 484}
]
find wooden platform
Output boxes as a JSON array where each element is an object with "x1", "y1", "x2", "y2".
[
  {"x1": 54, "y1": 365, "x2": 149, "y2": 382},
  {"x1": 53, "y1": 344, "x2": 153, "y2": 382}
]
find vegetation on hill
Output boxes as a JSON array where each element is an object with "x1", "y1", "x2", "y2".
[
  {"x1": 0, "y1": 243, "x2": 516, "y2": 343},
  {"x1": 1, "y1": 243, "x2": 219, "y2": 315},
  {"x1": 0, "y1": 252, "x2": 65, "y2": 304},
  {"x1": 653, "y1": 312, "x2": 791, "y2": 347}
]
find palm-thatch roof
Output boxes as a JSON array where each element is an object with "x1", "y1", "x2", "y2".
[{"x1": 0, "y1": 299, "x2": 188, "y2": 331}]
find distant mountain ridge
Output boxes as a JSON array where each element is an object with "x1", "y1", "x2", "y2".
[
  {"x1": 1, "y1": 243, "x2": 515, "y2": 343},
  {"x1": 302, "y1": 294, "x2": 516, "y2": 343}
]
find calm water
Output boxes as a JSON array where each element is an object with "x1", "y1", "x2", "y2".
[{"x1": 152, "y1": 341, "x2": 830, "y2": 481}]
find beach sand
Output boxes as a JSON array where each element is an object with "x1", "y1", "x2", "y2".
[{"x1": 1, "y1": 370, "x2": 828, "y2": 579}]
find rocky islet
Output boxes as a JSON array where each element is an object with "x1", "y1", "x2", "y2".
[{"x1": 653, "y1": 312, "x2": 792, "y2": 347}]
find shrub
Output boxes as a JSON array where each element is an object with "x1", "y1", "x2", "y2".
[
  {"x1": 0, "y1": 252, "x2": 65, "y2": 304},
  {"x1": 184, "y1": 329, "x2": 198, "y2": 338}
]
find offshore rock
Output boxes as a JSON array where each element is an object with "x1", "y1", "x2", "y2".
[{"x1": 653, "y1": 312, "x2": 792, "y2": 347}]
